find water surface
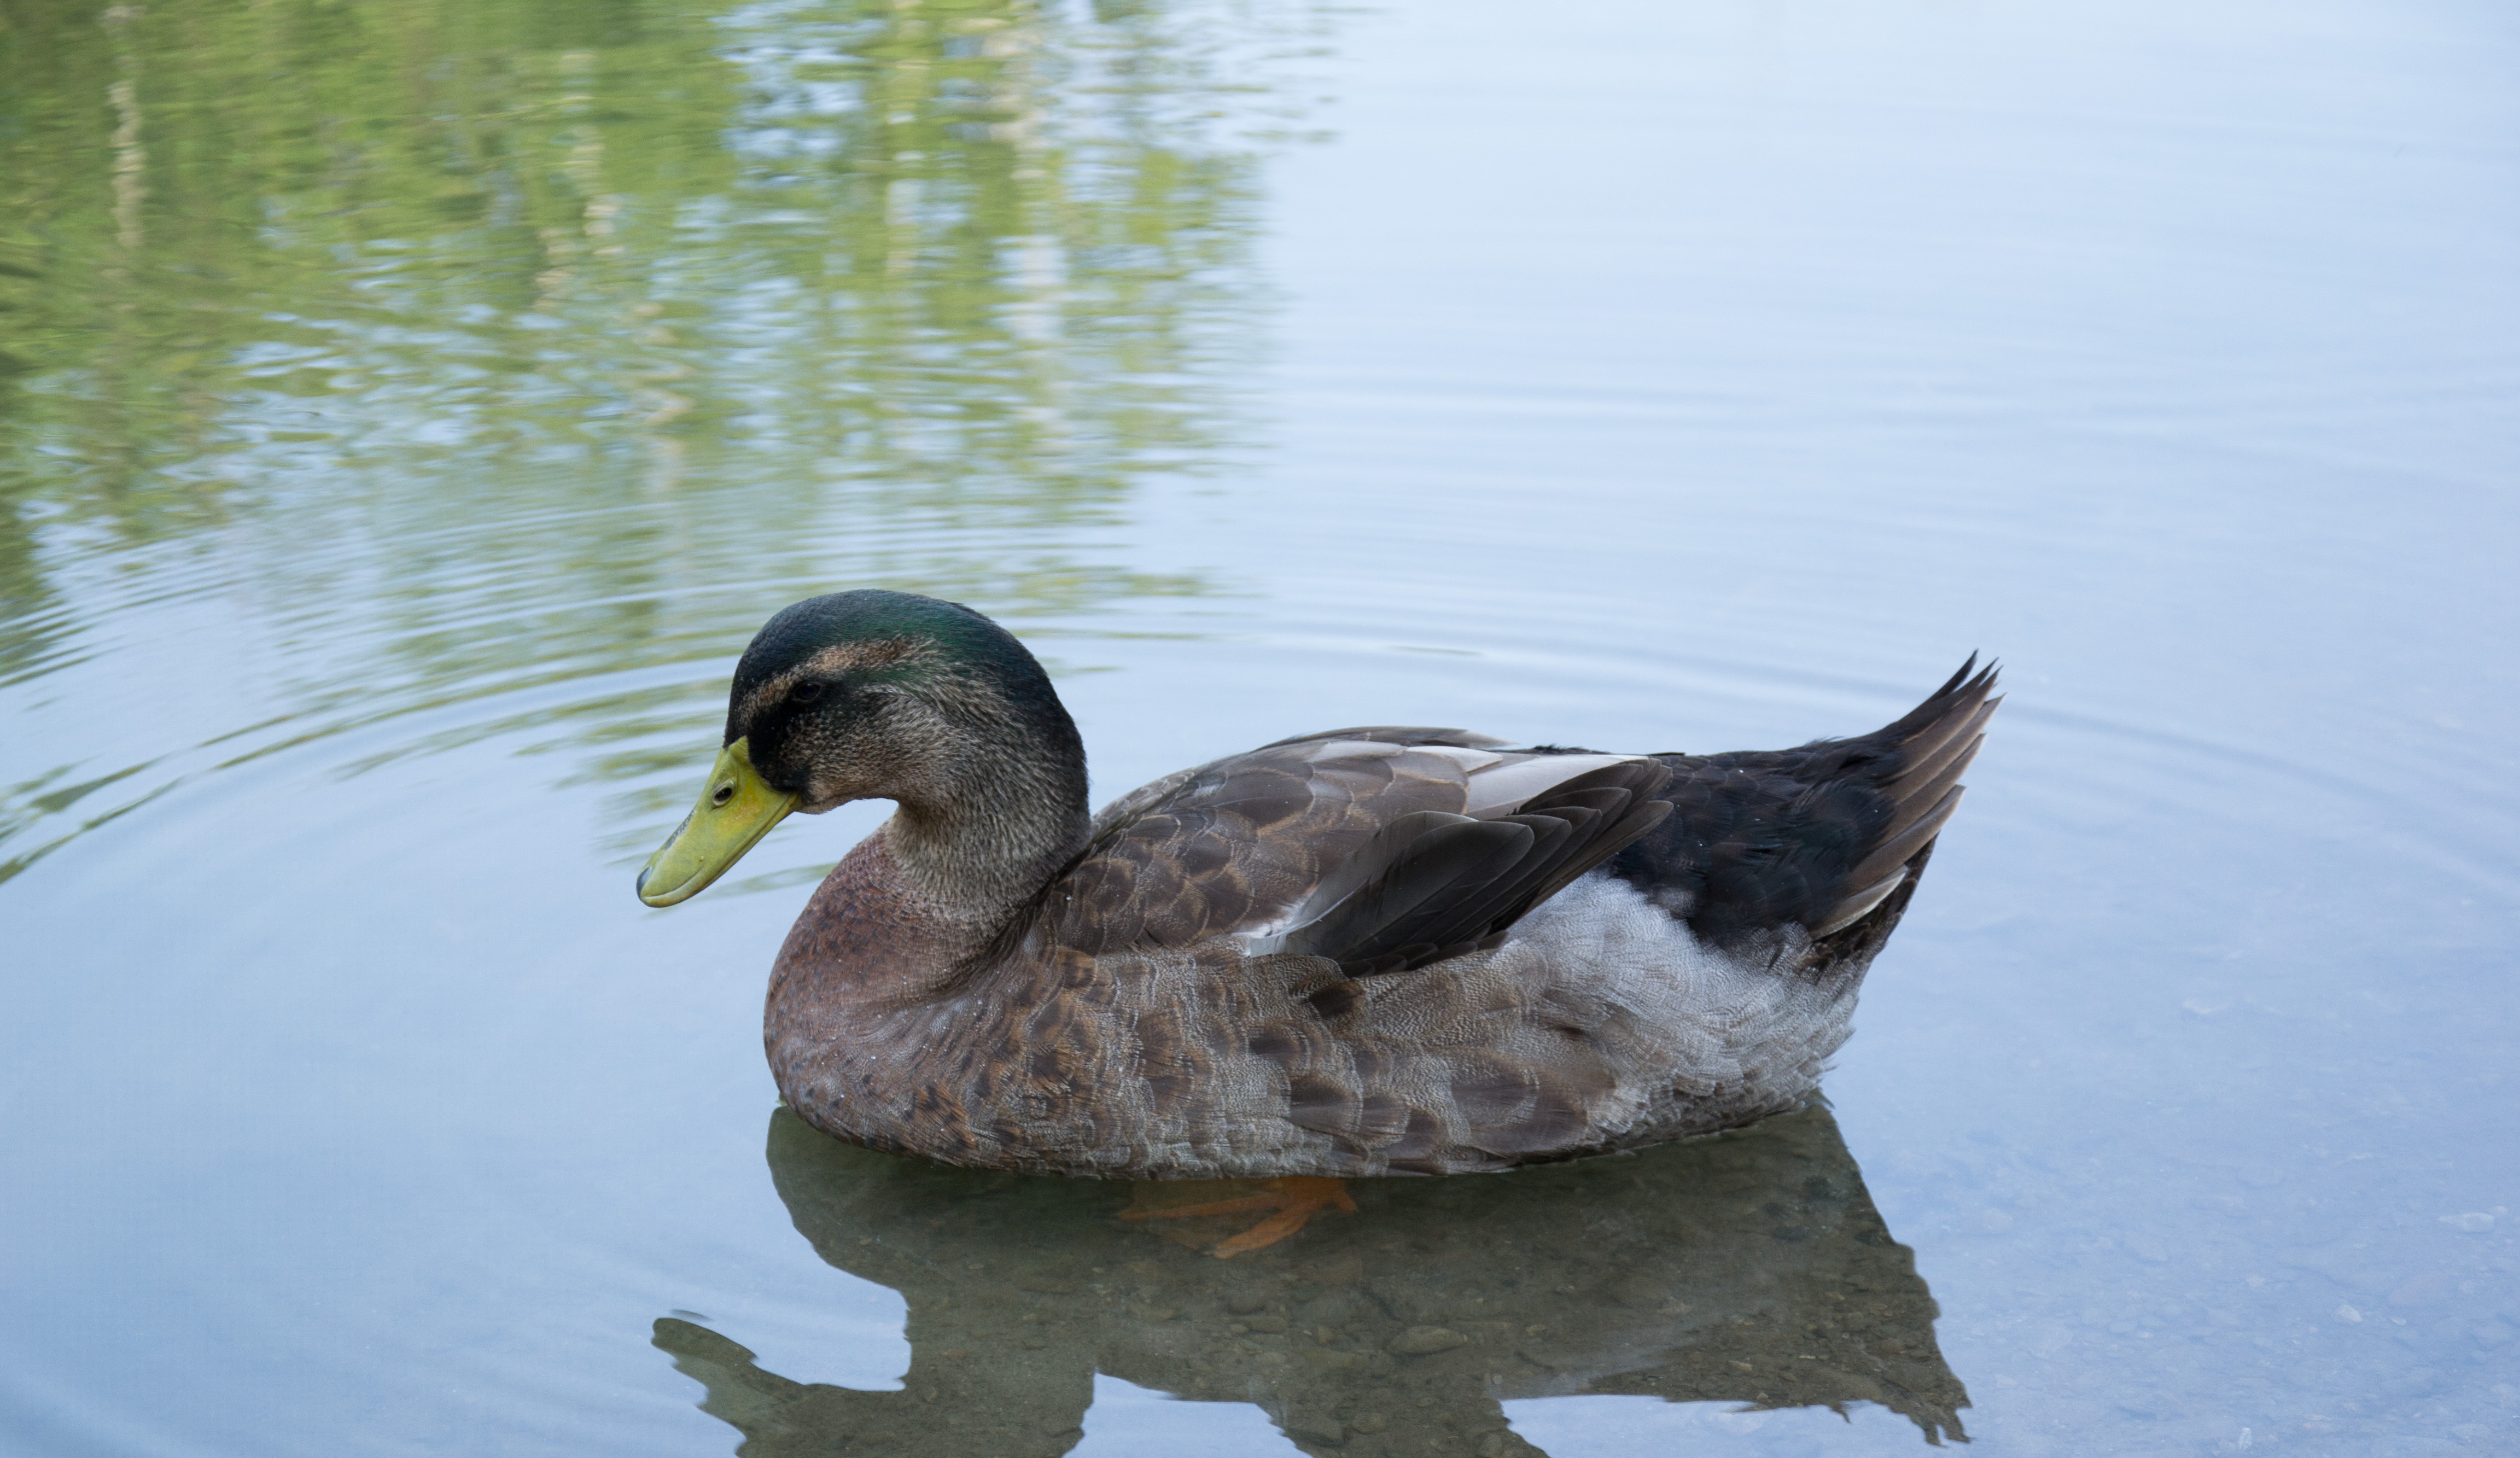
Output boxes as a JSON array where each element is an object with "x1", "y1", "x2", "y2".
[{"x1": 2, "y1": 0, "x2": 2516, "y2": 1455}]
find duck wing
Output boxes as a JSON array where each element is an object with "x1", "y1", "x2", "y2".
[
  {"x1": 1257, "y1": 757, "x2": 1672, "y2": 973},
  {"x1": 1055, "y1": 731, "x2": 1669, "y2": 972},
  {"x1": 1608, "y1": 657, "x2": 2001, "y2": 958},
  {"x1": 1057, "y1": 657, "x2": 1993, "y2": 974}
]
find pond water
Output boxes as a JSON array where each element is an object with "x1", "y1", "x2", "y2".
[{"x1": 2, "y1": 0, "x2": 2515, "y2": 1455}]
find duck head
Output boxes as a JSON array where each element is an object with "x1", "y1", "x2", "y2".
[{"x1": 637, "y1": 590, "x2": 1088, "y2": 908}]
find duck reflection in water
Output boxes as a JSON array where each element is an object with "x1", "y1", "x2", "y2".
[{"x1": 654, "y1": 1100, "x2": 1967, "y2": 1455}]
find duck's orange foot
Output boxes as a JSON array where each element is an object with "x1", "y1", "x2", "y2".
[{"x1": 1120, "y1": 1176, "x2": 1357, "y2": 1258}]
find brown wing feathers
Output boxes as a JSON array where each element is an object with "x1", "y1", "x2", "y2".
[
  {"x1": 1068, "y1": 661, "x2": 1993, "y2": 975},
  {"x1": 1280, "y1": 812, "x2": 1538, "y2": 973},
  {"x1": 1282, "y1": 760, "x2": 1673, "y2": 975}
]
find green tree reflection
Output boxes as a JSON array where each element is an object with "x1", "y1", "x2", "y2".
[{"x1": 0, "y1": 0, "x2": 1337, "y2": 881}]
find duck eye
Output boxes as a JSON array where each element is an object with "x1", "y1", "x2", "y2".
[{"x1": 790, "y1": 680, "x2": 825, "y2": 704}]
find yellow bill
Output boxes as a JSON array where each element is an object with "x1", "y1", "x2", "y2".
[{"x1": 637, "y1": 738, "x2": 798, "y2": 907}]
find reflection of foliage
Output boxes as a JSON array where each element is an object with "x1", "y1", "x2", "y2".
[
  {"x1": 0, "y1": 0, "x2": 1324, "y2": 506},
  {"x1": 0, "y1": 0, "x2": 1337, "y2": 883}
]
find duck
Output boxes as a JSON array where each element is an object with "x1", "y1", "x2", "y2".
[{"x1": 638, "y1": 590, "x2": 1997, "y2": 1255}]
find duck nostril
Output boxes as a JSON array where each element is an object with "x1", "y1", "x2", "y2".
[{"x1": 710, "y1": 782, "x2": 736, "y2": 807}]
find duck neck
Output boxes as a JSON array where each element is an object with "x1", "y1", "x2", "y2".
[{"x1": 879, "y1": 707, "x2": 1091, "y2": 934}]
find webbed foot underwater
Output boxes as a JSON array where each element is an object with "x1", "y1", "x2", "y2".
[{"x1": 639, "y1": 590, "x2": 1997, "y2": 1183}]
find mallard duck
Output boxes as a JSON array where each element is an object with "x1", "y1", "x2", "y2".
[{"x1": 639, "y1": 591, "x2": 1996, "y2": 1251}]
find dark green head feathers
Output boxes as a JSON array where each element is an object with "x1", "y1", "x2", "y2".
[{"x1": 726, "y1": 590, "x2": 1086, "y2": 813}]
